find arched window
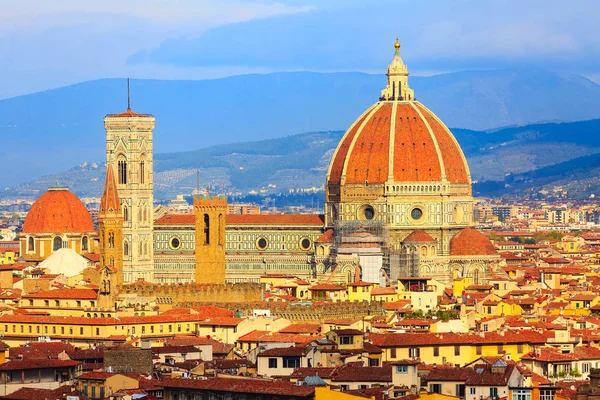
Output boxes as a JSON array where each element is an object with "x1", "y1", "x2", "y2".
[
  {"x1": 123, "y1": 205, "x2": 128, "y2": 222},
  {"x1": 474, "y1": 269, "x2": 480, "y2": 284},
  {"x1": 203, "y1": 214, "x2": 210, "y2": 245},
  {"x1": 82, "y1": 236, "x2": 89, "y2": 251},
  {"x1": 118, "y1": 159, "x2": 127, "y2": 185},
  {"x1": 109, "y1": 257, "x2": 114, "y2": 266},
  {"x1": 124, "y1": 241, "x2": 129, "y2": 256},
  {"x1": 53, "y1": 236, "x2": 62, "y2": 251},
  {"x1": 28, "y1": 237, "x2": 35, "y2": 252},
  {"x1": 139, "y1": 156, "x2": 145, "y2": 184},
  {"x1": 108, "y1": 232, "x2": 114, "y2": 248}
]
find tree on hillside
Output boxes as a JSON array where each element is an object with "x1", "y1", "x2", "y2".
[
  {"x1": 546, "y1": 231, "x2": 564, "y2": 241},
  {"x1": 524, "y1": 238, "x2": 536, "y2": 244},
  {"x1": 508, "y1": 236, "x2": 523, "y2": 243},
  {"x1": 489, "y1": 233, "x2": 503, "y2": 242}
]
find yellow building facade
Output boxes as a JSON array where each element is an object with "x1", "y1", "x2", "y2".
[{"x1": 194, "y1": 196, "x2": 227, "y2": 285}]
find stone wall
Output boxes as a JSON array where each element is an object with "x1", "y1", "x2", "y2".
[
  {"x1": 182, "y1": 301, "x2": 386, "y2": 323},
  {"x1": 104, "y1": 347, "x2": 152, "y2": 374},
  {"x1": 118, "y1": 282, "x2": 262, "y2": 304}
]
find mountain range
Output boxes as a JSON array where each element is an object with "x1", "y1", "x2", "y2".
[
  {"x1": 6, "y1": 117, "x2": 600, "y2": 201},
  {"x1": 2, "y1": 68, "x2": 600, "y2": 190}
]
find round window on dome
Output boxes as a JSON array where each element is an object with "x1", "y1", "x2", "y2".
[
  {"x1": 170, "y1": 237, "x2": 181, "y2": 250},
  {"x1": 257, "y1": 238, "x2": 268, "y2": 251},
  {"x1": 360, "y1": 205, "x2": 375, "y2": 220},
  {"x1": 300, "y1": 238, "x2": 311, "y2": 251},
  {"x1": 411, "y1": 207, "x2": 423, "y2": 221}
]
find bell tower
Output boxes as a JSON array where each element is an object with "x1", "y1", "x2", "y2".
[
  {"x1": 194, "y1": 196, "x2": 227, "y2": 284},
  {"x1": 104, "y1": 79, "x2": 155, "y2": 283},
  {"x1": 98, "y1": 164, "x2": 124, "y2": 285}
]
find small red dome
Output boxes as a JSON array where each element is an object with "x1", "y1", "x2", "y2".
[
  {"x1": 403, "y1": 230, "x2": 436, "y2": 243},
  {"x1": 23, "y1": 188, "x2": 94, "y2": 234},
  {"x1": 327, "y1": 102, "x2": 470, "y2": 186},
  {"x1": 450, "y1": 227, "x2": 496, "y2": 256}
]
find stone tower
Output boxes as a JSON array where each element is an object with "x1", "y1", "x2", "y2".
[
  {"x1": 98, "y1": 164, "x2": 124, "y2": 285},
  {"x1": 104, "y1": 83, "x2": 155, "y2": 283},
  {"x1": 194, "y1": 196, "x2": 227, "y2": 284}
]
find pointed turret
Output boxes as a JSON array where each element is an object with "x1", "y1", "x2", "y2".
[
  {"x1": 98, "y1": 163, "x2": 124, "y2": 285},
  {"x1": 100, "y1": 164, "x2": 120, "y2": 215},
  {"x1": 380, "y1": 38, "x2": 415, "y2": 101}
]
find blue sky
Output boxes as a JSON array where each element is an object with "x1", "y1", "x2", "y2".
[{"x1": 1, "y1": 0, "x2": 599, "y2": 99}]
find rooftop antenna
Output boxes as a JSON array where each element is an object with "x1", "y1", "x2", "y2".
[
  {"x1": 127, "y1": 78, "x2": 131, "y2": 110},
  {"x1": 196, "y1": 169, "x2": 200, "y2": 193}
]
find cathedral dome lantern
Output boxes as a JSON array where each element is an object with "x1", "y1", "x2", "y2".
[{"x1": 380, "y1": 38, "x2": 414, "y2": 102}]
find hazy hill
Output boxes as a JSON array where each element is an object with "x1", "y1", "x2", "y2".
[
  {"x1": 2, "y1": 68, "x2": 600, "y2": 188},
  {"x1": 6, "y1": 119, "x2": 600, "y2": 200}
]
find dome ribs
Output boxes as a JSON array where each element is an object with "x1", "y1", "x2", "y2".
[
  {"x1": 393, "y1": 103, "x2": 441, "y2": 182},
  {"x1": 329, "y1": 106, "x2": 374, "y2": 185},
  {"x1": 416, "y1": 104, "x2": 470, "y2": 184},
  {"x1": 22, "y1": 188, "x2": 95, "y2": 234},
  {"x1": 450, "y1": 227, "x2": 496, "y2": 256},
  {"x1": 327, "y1": 102, "x2": 469, "y2": 188},
  {"x1": 345, "y1": 103, "x2": 392, "y2": 184}
]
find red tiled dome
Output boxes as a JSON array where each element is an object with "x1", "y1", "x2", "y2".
[
  {"x1": 327, "y1": 101, "x2": 470, "y2": 186},
  {"x1": 22, "y1": 188, "x2": 94, "y2": 234},
  {"x1": 450, "y1": 227, "x2": 496, "y2": 256},
  {"x1": 403, "y1": 230, "x2": 436, "y2": 243}
]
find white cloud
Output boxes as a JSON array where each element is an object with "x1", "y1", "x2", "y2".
[
  {"x1": 0, "y1": 1, "x2": 313, "y2": 30},
  {"x1": 0, "y1": 0, "x2": 314, "y2": 98}
]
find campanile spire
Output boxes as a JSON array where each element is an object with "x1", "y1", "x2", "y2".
[{"x1": 380, "y1": 38, "x2": 415, "y2": 101}]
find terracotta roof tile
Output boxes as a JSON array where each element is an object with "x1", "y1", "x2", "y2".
[
  {"x1": 329, "y1": 105, "x2": 376, "y2": 184},
  {"x1": 315, "y1": 229, "x2": 335, "y2": 243},
  {"x1": 450, "y1": 227, "x2": 497, "y2": 256},
  {"x1": 24, "y1": 288, "x2": 97, "y2": 300},
  {"x1": 0, "y1": 359, "x2": 80, "y2": 371},
  {"x1": 161, "y1": 377, "x2": 314, "y2": 397},
  {"x1": 329, "y1": 102, "x2": 470, "y2": 186},
  {"x1": 22, "y1": 188, "x2": 94, "y2": 234},
  {"x1": 279, "y1": 324, "x2": 321, "y2": 334},
  {"x1": 403, "y1": 230, "x2": 436, "y2": 243},
  {"x1": 258, "y1": 345, "x2": 308, "y2": 357}
]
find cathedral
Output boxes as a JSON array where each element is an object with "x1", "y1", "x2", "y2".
[{"x1": 20, "y1": 40, "x2": 502, "y2": 288}]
